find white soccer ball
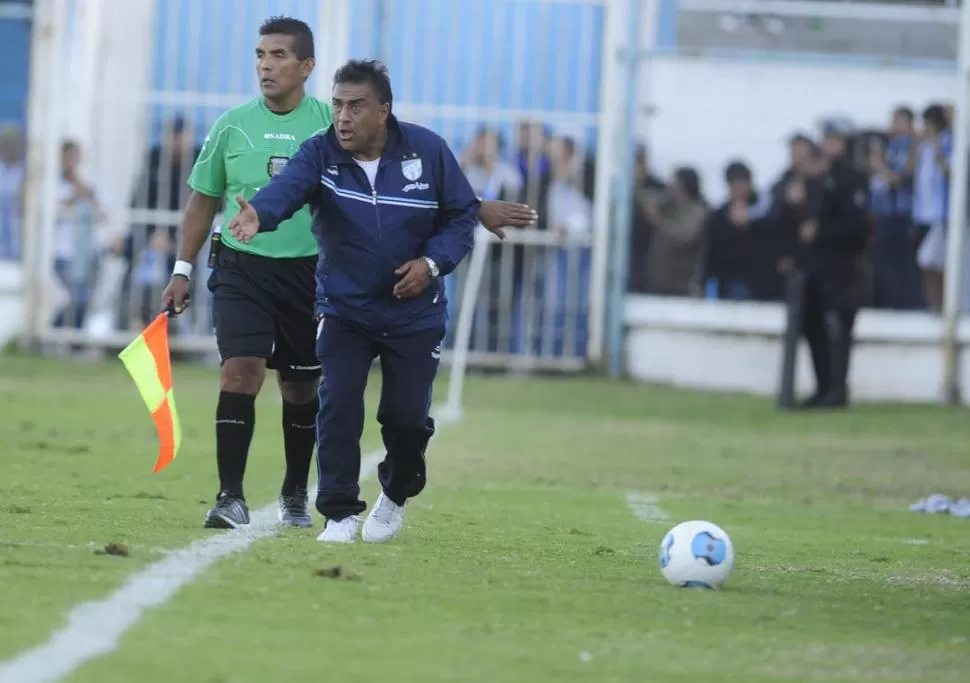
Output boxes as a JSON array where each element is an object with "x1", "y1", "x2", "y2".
[{"x1": 658, "y1": 520, "x2": 735, "y2": 589}]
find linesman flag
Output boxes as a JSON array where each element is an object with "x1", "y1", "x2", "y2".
[{"x1": 118, "y1": 312, "x2": 182, "y2": 473}]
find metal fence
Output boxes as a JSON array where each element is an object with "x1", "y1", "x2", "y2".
[{"x1": 20, "y1": 0, "x2": 614, "y2": 373}]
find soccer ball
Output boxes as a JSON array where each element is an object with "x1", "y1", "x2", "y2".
[{"x1": 658, "y1": 520, "x2": 734, "y2": 589}]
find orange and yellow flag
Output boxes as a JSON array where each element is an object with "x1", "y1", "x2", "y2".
[{"x1": 118, "y1": 313, "x2": 182, "y2": 473}]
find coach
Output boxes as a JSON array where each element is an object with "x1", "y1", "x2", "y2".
[{"x1": 228, "y1": 59, "x2": 477, "y2": 544}]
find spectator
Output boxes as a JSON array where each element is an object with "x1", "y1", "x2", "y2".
[
  {"x1": 458, "y1": 126, "x2": 524, "y2": 348},
  {"x1": 116, "y1": 115, "x2": 202, "y2": 328},
  {"x1": 628, "y1": 144, "x2": 666, "y2": 293},
  {"x1": 786, "y1": 119, "x2": 870, "y2": 409},
  {"x1": 514, "y1": 119, "x2": 551, "y2": 207},
  {"x1": 770, "y1": 135, "x2": 827, "y2": 284},
  {"x1": 52, "y1": 140, "x2": 106, "y2": 330},
  {"x1": 545, "y1": 135, "x2": 593, "y2": 356},
  {"x1": 772, "y1": 134, "x2": 818, "y2": 196},
  {"x1": 0, "y1": 124, "x2": 25, "y2": 261},
  {"x1": 643, "y1": 167, "x2": 708, "y2": 296},
  {"x1": 501, "y1": 121, "x2": 552, "y2": 356},
  {"x1": 913, "y1": 103, "x2": 952, "y2": 312},
  {"x1": 695, "y1": 160, "x2": 777, "y2": 301},
  {"x1": 867, "y1": 106, "x2": 922, "y2": 310},
  {"x1": 461, "y1": 126, "x2": 523, "y2": 202}
]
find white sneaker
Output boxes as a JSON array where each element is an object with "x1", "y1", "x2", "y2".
[
  {"x1": 362, "y1": 492, "x2": 406, "y2": 543},
  {"x1": 316, "y1": 515, "x2": 361, "y2": 543}
]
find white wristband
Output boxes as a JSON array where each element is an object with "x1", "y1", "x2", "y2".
[{"x1": 172, "y1": 260, "x2": 193, "y2": 280}]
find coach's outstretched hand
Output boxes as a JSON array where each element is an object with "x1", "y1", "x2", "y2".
[
  {"x1": 227, "y1": 195, "x2": 261, "y2": 244},
  {"x1": 479, "y1": 200, "x2": 538, "y2": 240},
  {"x1": 393, "y1": 258, "x2": 432, "y2": 299}
]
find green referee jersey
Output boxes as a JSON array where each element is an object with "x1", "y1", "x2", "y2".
[{"x1": 188, "y1": 94, "x2": 333, "y2": 259}]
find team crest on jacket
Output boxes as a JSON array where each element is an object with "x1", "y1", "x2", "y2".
[
  {"x1": 401, "y1": 158, "x2": 423, "y2": 181},
  {"x1": 267, "y1": 156, "x2": 289, "y2": 177}
]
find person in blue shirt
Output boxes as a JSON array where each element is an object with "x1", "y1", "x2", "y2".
[
  {"x1": 229, "y1": 59, "x2": 479, "y2": 544},
  {"x1": 913, "y1": 103, "x2": 953, "y2": 312},
  {"x1": 867, "y1": 106, "x2": 922, "y2": 310}
]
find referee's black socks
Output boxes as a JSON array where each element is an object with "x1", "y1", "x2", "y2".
[
  {"x1": 280, "y1": 398, "x2": 318, "y2": 497},
  {"x1": 215, "y1": 391, "x2": 257, "y2": 499}
]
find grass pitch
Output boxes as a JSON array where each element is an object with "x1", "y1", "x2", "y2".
[{"x1": 1, "y1": 353, "x2": 969, "y2": 682}]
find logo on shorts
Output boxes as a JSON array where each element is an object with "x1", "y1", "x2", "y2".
[
  {"x1": 267, "y1": 155, "x2": 289, "y2": 177},
  {"x1": 401, "y1": 157, "x2": 423, "y2": 181},
  {"x1": 431, "y1": 344, "x2": 441, "y2": 360}
]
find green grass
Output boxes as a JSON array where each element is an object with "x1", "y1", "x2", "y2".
[{"x1": 1, "y1": 354, "x2": 969, "y2": 682}]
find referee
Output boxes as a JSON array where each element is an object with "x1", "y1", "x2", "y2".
[
  {"x1": 162, "y1": 19, "x2": 535, "y2": 530},
  {"x1": 228, "y1": 59, "x2": 477, "y2": 544}
]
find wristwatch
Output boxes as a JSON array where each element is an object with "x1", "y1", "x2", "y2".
[{"x1": 422, "y1": 256, "x2": 439, "y2": 278}]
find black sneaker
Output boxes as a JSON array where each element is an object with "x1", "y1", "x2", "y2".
[
  {"x1": 204, "y1": 492, "x2": 250, "y2": 529},
  {"x1": 278, "y1": 488, "x2": 313, "y2": 528},
  {"x1": 798, "y1": 393, "x2": 824, "y2": 409}
]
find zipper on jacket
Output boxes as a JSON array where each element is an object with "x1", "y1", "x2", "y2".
[{"x1": 372, "y1": 189, "x2": 382, "y2": 241}]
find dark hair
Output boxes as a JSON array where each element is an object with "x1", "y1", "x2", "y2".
[
  {"x1": 673, "y1": 167, "x2": 701, "y2": 201},
  {"x1": 923, "y1": 103, "x2": 948, "y2": 131},
  {"x1": 61, "y1": 140, "x2": 79, "y2": 155},
  {"x1": 724, "y1": 160, "x2": 751, "y2": 184},
  {"x1": 475, "y1": 125, "x2": 506, "y2": 152},
  {"x1": 259, "y1": 16, "x2": 314, "y2": 61},
  {"x1": 333, "y1": 59, "x2": 393, "y2": 109},
  {"x1": 893, "y1": 106, "x2": 914, "y2": 123}
]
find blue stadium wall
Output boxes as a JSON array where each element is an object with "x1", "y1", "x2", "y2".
[
  {"x1": 0, "y1": 0, "x2": 681, "y2": 147},
  {"x1": 0, "y1": 1, "x2": 32, "y2": 128},
  {"x1": 148, "y1": 0, "x2": 611, "y2": 153}
]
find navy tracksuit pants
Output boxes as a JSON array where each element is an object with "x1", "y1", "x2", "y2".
[{"x1": 314, "y1": 315, "x2": 444, "y2": 521}]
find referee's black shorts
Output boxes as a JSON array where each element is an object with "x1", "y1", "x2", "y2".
[{"x1": 207, "y1": 246, "x2": 320, "y2": 381}]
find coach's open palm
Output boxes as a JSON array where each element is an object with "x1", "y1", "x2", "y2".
[
  {"x1": 478, "y1": 200, "x2": 538, "y2": 240},
  {"x1": 228, "y1": 195, "x2": 261, "y2": 244}
]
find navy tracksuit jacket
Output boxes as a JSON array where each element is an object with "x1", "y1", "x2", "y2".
[{"x1": 248, "y1": 115, "x2": 480, "y2": 519}]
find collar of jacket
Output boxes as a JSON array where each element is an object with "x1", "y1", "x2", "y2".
[{"x1": 324, "y1": 114, "x2": 413, "y2": 166}]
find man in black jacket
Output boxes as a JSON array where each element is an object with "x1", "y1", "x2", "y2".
[
  {"x1": 777, "y1": 121, "x2": 871, "y2": 408},
  {"x1": 695, "y1": 161, "x2": 778, "y2": 301}
]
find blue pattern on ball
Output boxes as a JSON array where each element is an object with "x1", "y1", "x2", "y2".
[
  {"x1": 659, "y1": 532, "x2": 674, "y2": 569},
  {"x1": 690, "y1": 531, "x2": 726, "y2": 566},
  {"x1": 681, "y1": 580, "x2": 713, "y2": 589}
]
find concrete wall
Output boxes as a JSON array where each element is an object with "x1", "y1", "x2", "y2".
[{"x1": 625, "y1": 296, "x2": 970, "y2": 405}]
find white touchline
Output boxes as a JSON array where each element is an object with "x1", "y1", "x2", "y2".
[
  {"x1": 625, "y1": 492, "x2": 670, "y2": 523},
  {"x1": 0, "y1": 412, "x2": 458, "y2": 683}
]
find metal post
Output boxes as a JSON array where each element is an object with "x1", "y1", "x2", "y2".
[
  {"x1": 588, "y1": 0, "x2": 626, "y2": 367},
  {"x1": 19, "y1": 0, "x2": 47, "y2": 350},
  {"x1": 941, "y1": 0, "x2": 970, "y2": 405},
  {"x1": 606, "y1": 0, "x2": 643, "y2": 379},
  {"x1": 315, "y1": 0, "x2": 351, "y2": 100}
]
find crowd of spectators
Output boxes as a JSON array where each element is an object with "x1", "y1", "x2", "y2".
[
  {"x1": 0, "y1": 100, "x2": 959, "y2": 358},
  {"x1": 627, "y1": 102, "x2": 958, "y2": 314}
]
